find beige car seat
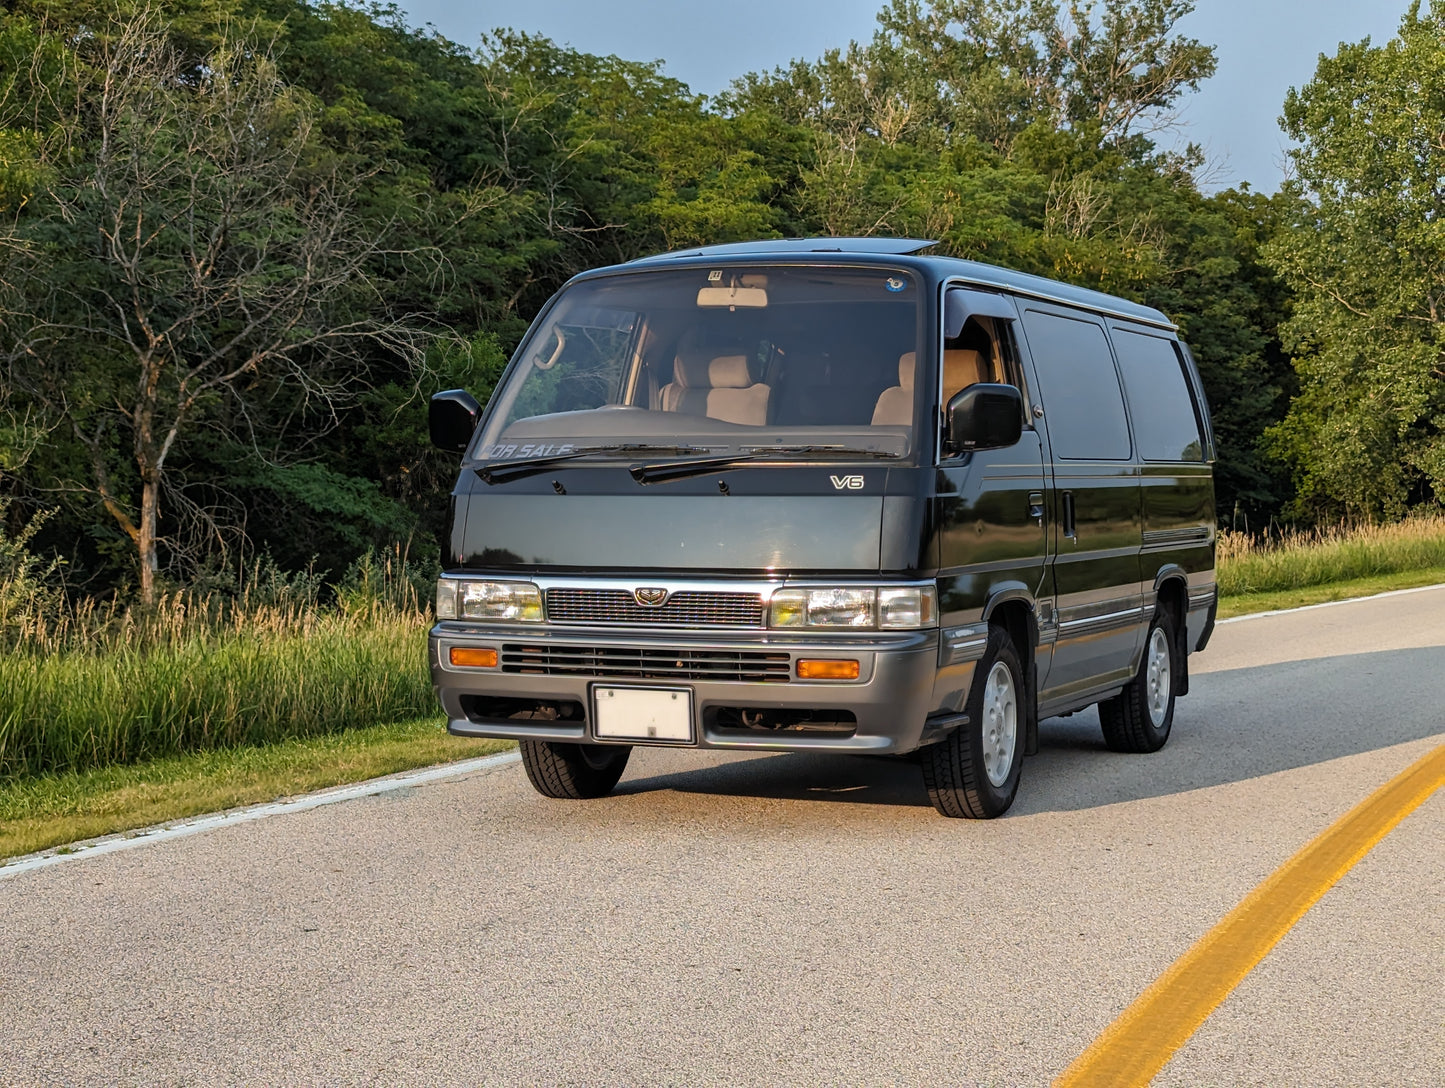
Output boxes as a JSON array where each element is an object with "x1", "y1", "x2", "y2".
[
  {"x1": 871, "y1": 352, "x2": 915, "y2": 425},
  {"x1": 873, "y1": 348, "x2": 994, "y2": 426},
  {"x1": 660, "y1": 344, "x2": 771, "y2": 425},
  {"x1": 942, "y1": 348, "x2": 992, "y2": 405}
]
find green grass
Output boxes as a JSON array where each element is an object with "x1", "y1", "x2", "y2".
[
  {"x1": 1216, "y1": 517, "x2": 1445, "y2": 597},
  {"x1": 0, "y1": 604, "x2": 436, "y2": 778},
  {"x1": 0, "y1": 717, "x2": 511, "y2": 861},
  {"x1": 1216, "y1": 565, "x2": 1445, "y2": 619}
]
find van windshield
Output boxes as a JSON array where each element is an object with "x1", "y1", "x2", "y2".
[{"x1": 475, "y1": 265, "x2": 922, "y2": 464}]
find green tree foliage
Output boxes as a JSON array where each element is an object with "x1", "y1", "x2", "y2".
[
  {"x1": 0, "y1": 11, "x2": 435, "y2": 603},
  {"x1": 726, "y1": 0, "x2": 1216, "y2": 155},
  {"x1": 0, "y1": 0, "x2": 1333, "y2": 601},
  {"x1": 1266, "y1": 2, "x2": 1445, "y2": 518}
]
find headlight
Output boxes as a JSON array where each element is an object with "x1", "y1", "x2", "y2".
[
  {"x1": 435, "y1": 579, "x2": 543, "y2": 623},
  {"x1": 769, "y1": 586, "x2": 937, "y2": 630}
]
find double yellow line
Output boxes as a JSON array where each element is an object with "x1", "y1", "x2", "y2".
[{"x1": 1056, "y1": 743, "x2": 1445, "y2": 1087}]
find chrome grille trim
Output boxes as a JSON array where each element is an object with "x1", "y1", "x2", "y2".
[
  {"x1": 544, "y1": 588, "x2": 765, "y2": 628},
  {"x1": 501, "y1": 643, "x2": 791, "y2": 683}
]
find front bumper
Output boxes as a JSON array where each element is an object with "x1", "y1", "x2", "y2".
[{"x1": 429, "y1": 622, "x2": 941, "y2": 755}]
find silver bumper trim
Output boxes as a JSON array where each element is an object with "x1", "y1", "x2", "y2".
[{"x1": 431, "y1": 625, "x2": 942, "y2": 755}]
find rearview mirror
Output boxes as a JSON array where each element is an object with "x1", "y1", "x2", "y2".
[
  {"x1": 429, "y1": 389, "x2": 481, "y2": 452},
  {"x1": 946, "y1": 383, "x2": 1023, "y2": 453},
  {"x1": 696, "y1": 285, "x2": 768, "y2": 308}
]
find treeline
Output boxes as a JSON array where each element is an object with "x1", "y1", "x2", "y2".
[{"x1": 0, "y1": 0, "x2": 1439, "y2": 601}]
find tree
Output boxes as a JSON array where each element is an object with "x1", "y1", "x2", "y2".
[
  {"x1": 0, "y1": 12, "x2": 432, "y2": 603},
  {"x1": 726, "y1": 0, "x2": 1215, "y2": 156},
  {"x1": 1266, "y1": 2, "x2": 1445, "y2": 518}
]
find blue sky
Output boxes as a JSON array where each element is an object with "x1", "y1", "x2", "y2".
[{"x1": 398, "y1": 0, "x2": 1407, "y2": 192}]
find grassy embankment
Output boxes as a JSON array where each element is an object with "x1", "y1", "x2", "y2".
[
  {"x1": 0, "y1": 557, "x2": 511, "y2": 859},
  {"x1": 4, "y1": 518, "x2": 1445, "y2": 860},
  {"x1": 1214, "y1": 518, "x2": 1445, "y2": 618}
]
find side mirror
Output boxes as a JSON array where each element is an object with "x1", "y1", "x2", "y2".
[
  {"x1": 429, "y1": 389, "x2": 481, "y2": 452},
  {"x1": 946, "y1": 383, "x2": 1023, "y2": 453}
]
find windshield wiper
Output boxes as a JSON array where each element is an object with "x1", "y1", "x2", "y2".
[
  {"x1": 631, "y1": 445, "x2": 900, "y2": 484},
  {"x1": 476, "y1": 444, "x2": 710, "y2": 484}
]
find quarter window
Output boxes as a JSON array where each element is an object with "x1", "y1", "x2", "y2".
[
  {"x1": 1021, "y1": 310, "x2": 1131, "y2": 460},
  {"x1": 1112, "y1": 328, "x2": 1205, "y2": 462}
]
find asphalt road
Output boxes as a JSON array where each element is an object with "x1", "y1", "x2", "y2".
[{"x1": 3, "y1": 589, "x2": 1443, "y2": 1085}]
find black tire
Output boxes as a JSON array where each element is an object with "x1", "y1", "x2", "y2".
[
  {"x1": 1098, "y1": 605, "x2": 1178, "y2": 753},
  {"x1": 518, "y1": 739, "x2": 631, "y2": 800},
  {"x1": 921, "y1": 625, "x2": 1026, "y2": 819}
]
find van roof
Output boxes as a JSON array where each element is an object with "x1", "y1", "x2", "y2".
[{"x1": 624, "y1": 237, "x2": 1176, "y2": 332}]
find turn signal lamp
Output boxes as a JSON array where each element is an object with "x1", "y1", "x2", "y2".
[
  {"x1": 449, "y1": 646, "x2": 499, "y2": 668},
  {"x1": 796, "y1": 659, "x2": 861, "y2": 680}
]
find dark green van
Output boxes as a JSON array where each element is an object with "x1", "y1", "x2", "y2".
[{"x1": 427, "y1": 238, "x2": 1216, "y2": 818}]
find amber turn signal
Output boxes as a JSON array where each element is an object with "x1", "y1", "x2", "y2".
[
  {"x1": 449, "y1": 646, "x2": 498, "y2": 668},
  {"x1": 796, "y1": 658, "x2": 860, "y2": 680}
]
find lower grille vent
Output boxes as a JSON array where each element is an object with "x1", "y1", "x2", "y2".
[{"x1": 501, "y1": 644, "x2": 790, "y2": 683}]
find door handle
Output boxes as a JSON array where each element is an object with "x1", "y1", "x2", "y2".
[
  {"x1": 1062, "y1": 491, "x2": 1076, "y2": 538},
  {"x1": 1028, "y1": 491, "x2": 1044, "y2": 520}
]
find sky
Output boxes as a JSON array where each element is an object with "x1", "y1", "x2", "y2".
[{"x1": 397, "y1": 0, "x2": 1409, "y2": 193}]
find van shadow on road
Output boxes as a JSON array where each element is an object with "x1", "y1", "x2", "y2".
[{"x1": 611, "y1": 646, "x2": 1445, "y2": 816}]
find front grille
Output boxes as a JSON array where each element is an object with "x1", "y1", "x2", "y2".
[
  {"x1": 501, "y1": 643, "x2": 791, "y2": 683},
  {"x1": 545, "y1": 588, "x2": 765, "y2": 628}
]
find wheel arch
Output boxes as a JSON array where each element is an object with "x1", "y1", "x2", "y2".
[
  {"x1": 982, "y1": 587, "x2": 1039, "y2": 756},
  {"x1": 1150, "y1": 566, "x2": 1190, "y2": 696}
]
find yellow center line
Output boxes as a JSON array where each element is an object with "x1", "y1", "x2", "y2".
[{"x1": 1055, "y1": 743, "x2": 1445, "y2": 1088}]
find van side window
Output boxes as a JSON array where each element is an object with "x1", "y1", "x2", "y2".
[
  {"x1": 1021, "y1": 310, "x2": 1131, "y2": 460},
  {"x1": 1111, "y1": 328, "x2": 1205, "y2": 462}
]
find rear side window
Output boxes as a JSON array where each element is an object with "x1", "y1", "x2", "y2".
[
  {"x1": 1112, "y1": 328, "x2": 1204, "y2": 462},
  {"x1": 1021, "y1": 310, "x2": 1131, "y2": 460}
]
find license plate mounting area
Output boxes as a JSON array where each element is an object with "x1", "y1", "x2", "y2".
[{"x1": 592, "y1": 685, "x2": 695, "y2": 743}]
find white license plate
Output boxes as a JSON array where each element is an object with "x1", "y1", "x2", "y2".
[{"x1": 593, "y1": 686, "x2": 694, "y2": 742}]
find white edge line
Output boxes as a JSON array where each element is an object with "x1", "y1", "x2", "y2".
[
  {"x1": 1216, "y1": 581, "x2": 1445, "y2": 624},
  {"x1": 0, "y1": 749, "x2": 521, "y2": 880}
]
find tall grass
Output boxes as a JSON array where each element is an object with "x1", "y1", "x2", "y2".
[
  {"x1": 0, "y1": 539, "x2": 436, "y2": 778},
  {"x1": 1216, "y1": 516, "x2": 1445, "y2": 597}
]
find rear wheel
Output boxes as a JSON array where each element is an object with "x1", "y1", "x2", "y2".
[
  {"x1": 1099, "y1": 606, "x2": 1177, "y2": 753},
  {"x1": 921, "y1": 625, "x2": 1026, "y2": 819},
  {"x1": 518, "y1": 740, "x2": 631, "y2": 799}
]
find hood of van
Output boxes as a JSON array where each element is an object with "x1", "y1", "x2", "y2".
[{"x1": 454, "y1": 491, "x2": 884, "y2": 573}]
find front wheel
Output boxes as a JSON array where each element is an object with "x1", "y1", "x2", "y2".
[
  {"x1": 518, "y1": 740, "x2": 631, "y2": 799},
  {"x1": 921, "y1": 626, "x2": 1026, "y2": 819},
  {"x1": 1098, "y1": 607, "x2": 1177, "y2": 753}
]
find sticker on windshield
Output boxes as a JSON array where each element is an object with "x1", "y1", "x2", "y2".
[
  {"x1": 480, "y1": 443, "x2": 576, "y2": 459},
  {"x1": 885, "y1": 277, "x2": 907, "y2": 292}
]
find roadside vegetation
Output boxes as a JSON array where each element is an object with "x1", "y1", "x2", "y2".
[
  {"x1": 1216, "y1": 517, "x2": 1445, "y2": 601},
  {"x1": 0, "y1": 541, "x2": 437, "y2": 779},
  {"x1": 0, "y1": 539, "x2": 507, "y2": 860}
]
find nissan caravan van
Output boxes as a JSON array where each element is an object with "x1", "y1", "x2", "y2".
[{"x1": 428, "y1": 238, "x2": 1216, "y2": 818}]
